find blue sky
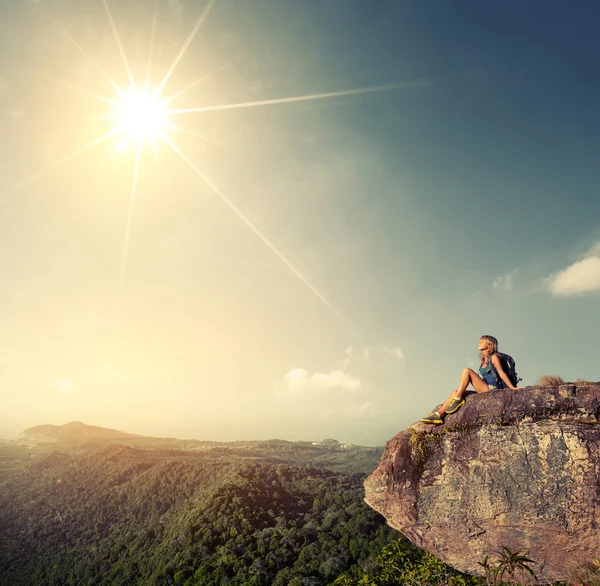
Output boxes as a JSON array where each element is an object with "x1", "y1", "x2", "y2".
[{"x1": 0, "y1": 0, "x2": 599, "y2": 444}]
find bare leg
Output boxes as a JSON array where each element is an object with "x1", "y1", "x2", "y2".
[{"x1": 436, "y1": 368, "x2": 490, "y2": 416}]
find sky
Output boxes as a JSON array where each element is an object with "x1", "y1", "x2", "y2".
[{"x1": 1, "y1": 0, "x2": 599, "y2": 445}]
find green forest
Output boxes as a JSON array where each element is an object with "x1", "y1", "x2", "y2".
[
  {"x1": 0, "y1": 436, "x2": 473, "y2": 585},
  {"x1": 0, "y1": 434, "x2": 574, "y2": 585}
]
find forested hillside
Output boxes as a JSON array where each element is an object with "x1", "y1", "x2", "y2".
[
  {"x1": 0, "y1": 443, "x2": 400, "y2": 585},
  {"x1": 12, "y1": 422, "x2": 384, "y2": 476},
  {"x1": 0, "y1": 424, "x2": 493, "y2": 586}
]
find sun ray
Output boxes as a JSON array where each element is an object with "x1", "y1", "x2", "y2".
[
  {"x1": 162, "y1": 136, "x2": 358, "y2": 332},
  {"x1": 164, "y1": 51, "x2": 247, "y2": 104},
  {"x1": 34, "y1": 2, "x2": 391, "y2": 334},
  {"x1": 155, "y1": 0, "x2": 217, "y2": 95},
  {"x1": 102, "y1": 0, "x2": 136, "y2": 88},
  {"x1": 165, "y1": 122, "x2": 232, "y2": 153},
  {"x1": 145, "y1": 0, "x2": 160, "y2": 91},
  {"x1": 168, "y1": 80, "x2": 430, "y2": 116},
  {"x1": 17, "y1": 116, "x2": 112, "y2": 126},
  {"x1": 39, "y1": 73, "x2": 120, "y2": 107},
  {"x1": 118, "y1": 141, "x2": 142, "y2": 295},
  {"x1": 11, "y1": 129, "x2": 117, "y2": 193},
  {"x1": 50, "y1": 18, "x2": 125, "y2": 97},
  {"x1": 150, "y1": 138, "x2": 159, "y2": 161}
]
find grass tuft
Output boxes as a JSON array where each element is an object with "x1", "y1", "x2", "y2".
[{"x1": 536, "y1": 374, "x2": 564, "y2": 386}]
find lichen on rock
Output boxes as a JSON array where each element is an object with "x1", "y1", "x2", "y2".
[{"x1": 364, "y1": 383, "x2": 600, "y2": 584}]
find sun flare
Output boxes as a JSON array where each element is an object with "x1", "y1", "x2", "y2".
[
  {"x1": 14, "y1": 0, "x2": 418, "y2": 330},
  {"x1": 114, "y1": 88, "x2": 170, "y2": 142}
]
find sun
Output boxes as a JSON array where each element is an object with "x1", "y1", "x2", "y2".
[
  {"x1": 16, "y1": 0, "x2": 417, "y2": 329},
  {"x1": 114, "y1": 87, "x2": 170, "y2": 143}
]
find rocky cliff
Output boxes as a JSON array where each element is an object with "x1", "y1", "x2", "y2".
[{"x1": 364, "y1": 383, "x2": 600, "y2": 584}]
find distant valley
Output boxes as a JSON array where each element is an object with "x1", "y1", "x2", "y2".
[
  {"x1": 1, "y1": 421, "x2": 384, "y2": 479},
  {"x1": 0, "y1": 422, "x2": 394, "y2": 585}
]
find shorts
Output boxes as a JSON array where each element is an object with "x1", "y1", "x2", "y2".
[{"x1": 488, "y1": 384, "x2": 498, "y2": 391}]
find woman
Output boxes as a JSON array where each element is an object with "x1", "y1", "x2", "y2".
[{"x1": 421, "y1": 335, "x2": 523, "y2": 425}]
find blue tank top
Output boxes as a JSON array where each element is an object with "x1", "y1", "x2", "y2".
[{"x1": 479, "y1": 358, "x2": 498, "y2": 386}]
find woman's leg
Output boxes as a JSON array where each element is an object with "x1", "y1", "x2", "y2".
[
  {"x1": 437, "y1": 368, "x2": 489, "y2": 416},
  {"x1": 457, "y1": 368, "x2": 490, "y2": 395}
]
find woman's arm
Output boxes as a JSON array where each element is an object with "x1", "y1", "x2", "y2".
[{"x1": 491, "y1": 354, "x2": 521, "y2": 389}]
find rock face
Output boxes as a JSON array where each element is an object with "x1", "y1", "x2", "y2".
[{"x1": 364, "y1": 383, "x2": 600, "y2": 584}]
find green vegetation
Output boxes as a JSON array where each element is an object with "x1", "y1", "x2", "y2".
[
  {"x1": 0, "y1": 443, "x2": 398, "y2": 585},
  {"x1": 408, "y1": 427, "x2": 445, "y2": 463},
  {"x1": 408, "y1": 423, "x2": 479, "y2": 463},
  {"x1": 333, "y1": 542, "x2": 597, "y2": 585},
  {"x1": 477, "y1": 547, "x2": 537, "y2": 585},
  {"x1": 332, "y1": 540, "x2": 482, "y2": 585},
  {"x1": 1, "y1": 429, "x2": 593, "y2": 585},
  {"x1": 0, "y1": 441, "x2": 31, "y2": 480}
]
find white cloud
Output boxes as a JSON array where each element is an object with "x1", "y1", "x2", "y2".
[
  {"x1": 277, "y1": 368, "x2": 365, "y2": 397},
  {"x1": 549, "y1": 257, "x2": 600, "y2": 296},
  {"x1": 493, "y1": 269, "x2": 518, "y2": 291},
  {"x1": 547, "y1": 242, "x2": 600, "y2": 296}
]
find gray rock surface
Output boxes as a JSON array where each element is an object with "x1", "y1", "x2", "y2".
[{"x1": 364, "y1": 383, "x2": 600, "y2": 584}]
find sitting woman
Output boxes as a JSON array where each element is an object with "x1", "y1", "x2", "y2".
[{"x1": 421, "y1": 335, "x2": 523, "y2": 425}]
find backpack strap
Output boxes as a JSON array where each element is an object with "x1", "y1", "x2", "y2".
[{"x1": 491, "y1": 352, "x2": 506, "y2": 389}]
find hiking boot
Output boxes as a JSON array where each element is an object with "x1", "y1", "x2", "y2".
[
  {"x1": 420, "y1": 411, "x2": 443, "y2": 425},
  {"x1": 446, "y1": 396, "x2": 465, "y2": 414}
]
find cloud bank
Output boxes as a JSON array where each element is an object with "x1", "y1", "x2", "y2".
[
  {"x1": 276, "y1": 366, "x2": 377, "y2": 419},
  {"x1": 277, "y1": 368, "x2": 365, "y2": 397},
  {"x1": 547, "y1": 242, "x2": 600, "y2": 296},
  {"x1": 276, "y1": 341, "x2": 404, "y2": 420}
]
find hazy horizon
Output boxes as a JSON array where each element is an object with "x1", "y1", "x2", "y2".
[
  {"x1": 1, "y1": 0, "x2": 599, "y2": 446},
  {"x1": 2, "y1": 418, "x2": 384, "y2": 446}
]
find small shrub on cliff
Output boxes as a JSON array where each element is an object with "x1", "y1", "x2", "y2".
[
  {"x1": 409, "y1": 429, "x2": 443, "y2": 463},
  {"x1": 536, "y1": 374, "x2": 564, "y2": 386},
  {"x1": 575, "y1": 378, "x2": 593, "y2": 386},
  {"x1": 332, "y1": 540, "x2": 483, "y2": 585},
  {"x1": 477, "y1": 546, "x2": 537, "y2": 585}
]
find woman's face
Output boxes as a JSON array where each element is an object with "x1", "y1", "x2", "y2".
[{"x1": 478, "y1": 338, "x2": 490, "y2": 352}]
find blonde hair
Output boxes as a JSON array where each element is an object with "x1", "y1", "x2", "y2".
[{"x1": 479, "y1": 335, "x2": 498, "y2": 366}]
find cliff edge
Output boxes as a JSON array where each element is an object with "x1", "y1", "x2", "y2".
[{"x1": 364, "y1": 383, "x2": 600, "y2": 584}]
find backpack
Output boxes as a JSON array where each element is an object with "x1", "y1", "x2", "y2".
[{"x1": 495, "y1": 352, "x2": 522, "y2": 388}]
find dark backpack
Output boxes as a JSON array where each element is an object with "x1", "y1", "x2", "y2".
[{"x1": 496, "y1": 352, "x2": 522, "y2": 388}]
